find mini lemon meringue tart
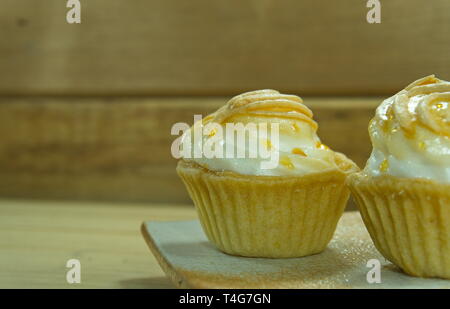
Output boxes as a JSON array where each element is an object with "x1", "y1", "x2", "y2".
[
  {"x1": 348, "y1": 75, "x2": 450, "y2": 278},
  {"x1": 177, "y1": 90, "x2": 358, "y2": 258}
]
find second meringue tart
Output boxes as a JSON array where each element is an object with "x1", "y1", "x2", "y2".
[{"x1": 348, "y1": 75, "x2": 450, "y2": 279}]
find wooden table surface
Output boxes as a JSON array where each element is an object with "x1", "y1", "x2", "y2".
[{"x1": 0, "y1": 199, "x2": 197, "y2": 288}]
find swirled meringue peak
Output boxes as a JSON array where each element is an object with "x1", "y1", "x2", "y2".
[
  {"x1": 365, "y1": 75, "x2": 450, "y2": 182},
  {"x1": 181, "y1": 89, "x2": 347, "y2": 176}
]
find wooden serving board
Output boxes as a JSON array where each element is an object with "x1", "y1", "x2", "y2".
[{"x1": 141, "y1": 211, "x2": 450, "y2": 289}]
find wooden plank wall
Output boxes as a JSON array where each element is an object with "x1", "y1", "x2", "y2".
[
  {"x1": 0, "y1": 1, "x2": 449, "y2": 204},
  {"x1": 1, "y1": 0, "x2": 449, "y2": 95},
  {"x1": 0, "y1": 96, "x2": 377, "y2": 203}
]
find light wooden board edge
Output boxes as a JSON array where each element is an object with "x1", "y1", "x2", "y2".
[
  {"x1": 140, "y1": 216, "x2": 450, "y2": 289},
  {"x1": 141, "y1": 222, "x2": 188, "y2": 288}
]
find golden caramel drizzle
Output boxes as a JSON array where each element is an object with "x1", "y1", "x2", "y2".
[
  {"x1": 374, "y1": 75, "x2": 450, "y2": 139},
  {"x1": 208, "y1": 128, "x2": 217, "y2": 137},
  {"x1": 292, "y1": 148, "x2": 307, "y2": 156},
  {"x1": 264, "y1": 139, "x2": 273, "y2": 150},
  {"x1": 292, "y1": 123, "x2": 300, "y2": 132},
  {"x1": 402, "y1": 126, "x2": 416, "y2": 139},
  {"x1": 315, "y1": 141, "x2": 330, "y2": 150},
  {"x1": 280, "y1": 156, "x2": 294, "y2": 169},
  {"x1": 379, "y1": 159, "x2": 389, "y2": 172},
  {"x1": 206, "y1": 90, "x2": 318, "y2": 130}
]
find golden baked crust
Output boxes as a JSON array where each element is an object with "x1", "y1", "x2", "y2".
[
  {"x1": 177, "y1": 158, "x2": 358, "y2": 258},
  {"x1": 348, "y1": 172, "x2": 450, "y2": 279}
]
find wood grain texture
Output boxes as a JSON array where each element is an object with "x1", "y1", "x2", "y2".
[
  {"x1": 0, "y1": 96, "x2": 377, "y2": 204},
  {"x1": 1, "y1": 0, "x2": 449, "y2": 95},
  {"x1": 0, "y1": 199, "x2": 197, "y2": 288}
]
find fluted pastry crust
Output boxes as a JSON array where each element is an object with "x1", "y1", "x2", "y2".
[
  {"x1": 178, "y1": 159, "x2": 357, "y2": 258},
  {"x1": 348, "y1": 172, "x2": 450, "y2": 279}
]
